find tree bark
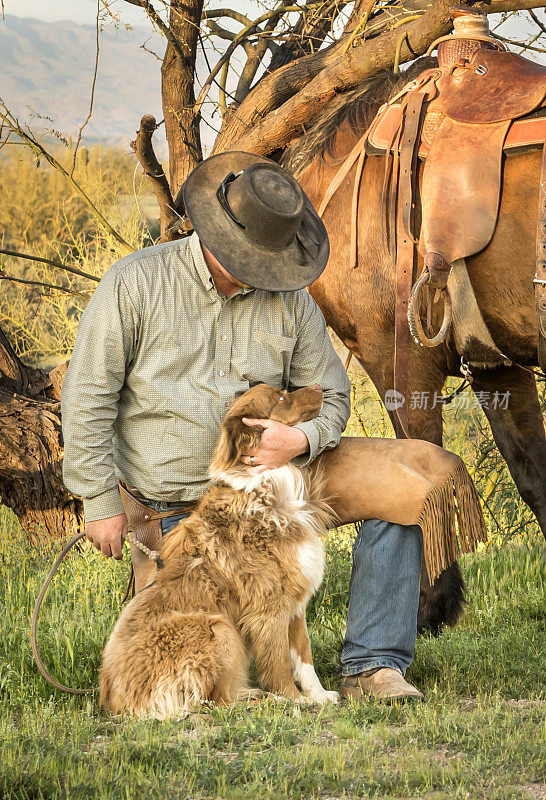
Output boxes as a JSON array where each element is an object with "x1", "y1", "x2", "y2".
[
  {"x1": 131, "y1": 115, "x2": 180, "y2": 238},
  {"x1": 0, "y1": 328, "x2": 81, "y2": 539},
  {"x1": 161, "y1": 0, "x2": 205, "y2": 198},
  {"x1": 267, "y1": 0, "x2": 347, "y2": 73}
]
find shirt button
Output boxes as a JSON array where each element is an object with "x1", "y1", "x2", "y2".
[
  {"x1": 219, "y1": 369, "x2": 225, "y2": 377},
  {"x1": 221, "y1": 334, "x2": 227, "y2": 341}
]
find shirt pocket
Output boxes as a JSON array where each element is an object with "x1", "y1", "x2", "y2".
[{"x1": 246, "y1": 330, "x2": 297, "y2": 388}]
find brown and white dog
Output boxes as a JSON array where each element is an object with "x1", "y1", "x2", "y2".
[{"x1": 100, "y1": 383, "x2": 339, "y2": 717}]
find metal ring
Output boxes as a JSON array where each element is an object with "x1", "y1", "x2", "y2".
[{"x1": 407, "y1": 271, "x2": 453, "y2": 348}]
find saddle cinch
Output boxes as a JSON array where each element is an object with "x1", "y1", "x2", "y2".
[{"x1": 319, "y1": 6, "x2": 546, "y2": 435}]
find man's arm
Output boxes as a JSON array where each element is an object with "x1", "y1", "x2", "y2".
[
  {"x1": 242, "y1": 291, "x2": 351, "y2": 471},
  {"x1": 61, "y1": 266, "x2": 139, "y2": 556},
  {"x1": 288, "y1": 290, "x2": 351, "y2": 465}
]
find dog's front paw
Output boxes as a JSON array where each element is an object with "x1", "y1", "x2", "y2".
[{"x1": 301, "y1": 689, "x2": 340, "y2": 705}]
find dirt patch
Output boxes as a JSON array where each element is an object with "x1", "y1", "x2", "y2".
[
  {"x1": 505, "y1": 699, "x2": 546, "y2": 711},
  {"x1": 518, "y1": 784, "x2": 546, "y2": 800}
]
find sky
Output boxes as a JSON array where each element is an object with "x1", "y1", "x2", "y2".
[
  {"x1": 4, "y1": 0, "x2": 149, "y2": 26},
  {"x1": 5, "y1": 1, "x2": 545, "y2": 52}
]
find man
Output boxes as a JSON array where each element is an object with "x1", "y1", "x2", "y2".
[{"x1": 61, "y1": 152, "x2": 423, "y2": 702}]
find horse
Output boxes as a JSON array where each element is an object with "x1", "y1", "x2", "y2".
[{"x1": 282, "y1": 61, "x2": 546, "y2": 620}]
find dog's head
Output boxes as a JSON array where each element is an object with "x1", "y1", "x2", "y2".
[{"x1": 209, "y1": 383, "x2": 323, "y2": 474}]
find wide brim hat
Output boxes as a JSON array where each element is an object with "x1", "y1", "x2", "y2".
[{"x1": 182, "y1": 151, "x2": 329, "y2": 291}]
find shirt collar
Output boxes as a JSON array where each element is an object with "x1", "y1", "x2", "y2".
[
  {"x1": 188, "y1": 231, "x2": 215, "y2": 292},
  {"x1": 188, "y1": 231, "x2": 255, "y2": 297}
]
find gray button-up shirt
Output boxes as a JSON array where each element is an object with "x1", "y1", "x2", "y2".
[{"x1": 61, "y1": 233, "x2": 351, "y2": 522}]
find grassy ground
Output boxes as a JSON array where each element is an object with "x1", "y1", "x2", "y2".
[{"x1": 0, "y1": 506, "x2": 544, "y2": 800}]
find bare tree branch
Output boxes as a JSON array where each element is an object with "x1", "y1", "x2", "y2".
[
  {"x1": 0, "y1": 249, "x2": 99, "y2": 282},
  {"x1": 121, "y1": 0, "x2": 187, "y2": 60},
  {"x1": 268, "y1": 0, "x2": 349, "y2": 72},
  {"x1": 212, "y1": 1, "x2": 419, "y2": 151},
  {"x1": 131, "y1": 114, "x2": 180, "y2": 237},
  {"x1": 529, "y1": 7, "x2": 546, "y2": 32},
  {"x1": 71, "y1": 0, "x2": 100, "y2": 176},
  {"x1": 0, "y1": 271, "x2": 90, "y2": 299},
  {"x1": 214, "y1": 0, "x2": 546, "y2": 155},
  {"x1": 205, "y1": 8, "x2": 254, "y2": 26},
  {"x1": 195, "y1": 2, "x2": 313, "y2": 115},
  {"x1": 482, "y1": 0, "x2": 546, "y2": 9},
  {"x1": 492, "y1": 31, "x2": 546, "y2": 50}
]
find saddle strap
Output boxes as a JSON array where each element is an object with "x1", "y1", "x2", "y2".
[
  {"x1": 394, "y1": 91, "x2": 428, "y2": 437},
  {"x1": 318, "y1": 130, "x2": 369, "y2": 218},
  {"x1": 536, "y1": 140, "x2": 546, "y2": 370}
]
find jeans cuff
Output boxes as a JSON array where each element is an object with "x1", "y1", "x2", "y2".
[{"x1": 341, "y1": 659, "x2": 405, "y2": 677}]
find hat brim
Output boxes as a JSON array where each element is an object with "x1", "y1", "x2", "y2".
[{"x1": 182, "y1": 151, "x2": 329, "y2": 291}]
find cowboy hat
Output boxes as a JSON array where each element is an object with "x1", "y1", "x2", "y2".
[{"x1": 182, "y1": 151, "x2": 329, "y2": 291}]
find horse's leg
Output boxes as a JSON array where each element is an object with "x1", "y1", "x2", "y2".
[
  {"x1": 356, "y1": 337, "x2": 447, "y2": 445},
  {"x1": 470, "y1": 366, "x2": 546, "y2": 536}
]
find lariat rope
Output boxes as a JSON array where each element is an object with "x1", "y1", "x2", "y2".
[{"x1": 30, "y1": 531, "x2": 161, "y2": 695}]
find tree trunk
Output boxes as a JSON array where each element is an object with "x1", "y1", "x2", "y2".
[
  {"x1": 0, "y1": 329, "x2": 81, "y2": 539},
  {"x1": 161, "y1": 0, "x2": 205, "y2": 198}
]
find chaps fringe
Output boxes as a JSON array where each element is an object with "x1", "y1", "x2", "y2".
[{"x1": 418, "y1": 459, "x2": 487, "y2": 582}]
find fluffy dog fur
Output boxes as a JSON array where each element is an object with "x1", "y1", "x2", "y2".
[{"x1": 100, "y1": 384, "x2": 339, "y2": 718}]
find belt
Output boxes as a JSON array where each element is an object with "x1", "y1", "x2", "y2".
[{"x1": 120, "y1": 481, "x2": 197, "y2": 512}]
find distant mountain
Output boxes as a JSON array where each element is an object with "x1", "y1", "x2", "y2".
[{"x1": 0, "y1": 15, "x2": 168, "y2": 152}]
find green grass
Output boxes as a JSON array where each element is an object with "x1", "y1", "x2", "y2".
[{"x1": 0, "y1": 507, "x2": 544, "y2": 800}]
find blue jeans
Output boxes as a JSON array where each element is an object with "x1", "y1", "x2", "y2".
[
  {"x1": 341, "y1": 519, "x2": 422, "y2": 677},
  {"x1": 160, "y1": 512, "x2": 192, "y2": 536}
]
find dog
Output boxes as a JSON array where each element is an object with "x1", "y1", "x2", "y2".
[{"x1": 100, "y1": 383, "x2": 339, "y2": 717}]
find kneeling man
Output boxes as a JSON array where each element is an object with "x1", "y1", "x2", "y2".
[{"x1": 61, "y1": 153, "x2": 423, "y2": 702}]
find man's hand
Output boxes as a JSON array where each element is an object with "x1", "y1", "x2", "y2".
[
  {"x1": 240, "y1": 418, "x2": 309, "y2": 474},
  {"x1": 85, "y1": 513, "x2": 128, "y2": 559}
]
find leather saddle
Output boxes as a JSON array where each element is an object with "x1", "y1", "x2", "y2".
[
  {"x1": 368, "y1": 47, "x2": 546, "y2": 431},
  {"x1": 368, "y1": 48, "x2": 546, "y2": 268}
]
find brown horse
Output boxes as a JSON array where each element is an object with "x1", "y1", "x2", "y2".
[{"x1": 282, "y1": 65, "x2": 546, "y2": 628}]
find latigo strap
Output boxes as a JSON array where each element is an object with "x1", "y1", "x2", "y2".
[
  {"x1": 536, "y1": 141, "x2": 546, "y2": 371},
  {"x1": 394, "y1": 91, "x2": 428, "y2": 437}
]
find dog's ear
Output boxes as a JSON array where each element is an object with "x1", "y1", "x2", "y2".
[
  {"x1": 269, "y1": 386, "x2": 323, "y2": 425},
  {"x1": 210, "y1": 414, "x2": 263, "y2": 472},
  {"x1": 210, "y1": 384, "x2": 283, "y2": 473}
]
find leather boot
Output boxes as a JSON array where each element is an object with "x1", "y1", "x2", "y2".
[{"x1": 340, "y1": 668, "x2": 424, "y2": 702}]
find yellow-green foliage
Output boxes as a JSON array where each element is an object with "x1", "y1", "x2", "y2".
[{"x1": 0, "y1": 144, "x2": 152, "y2": 367}]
